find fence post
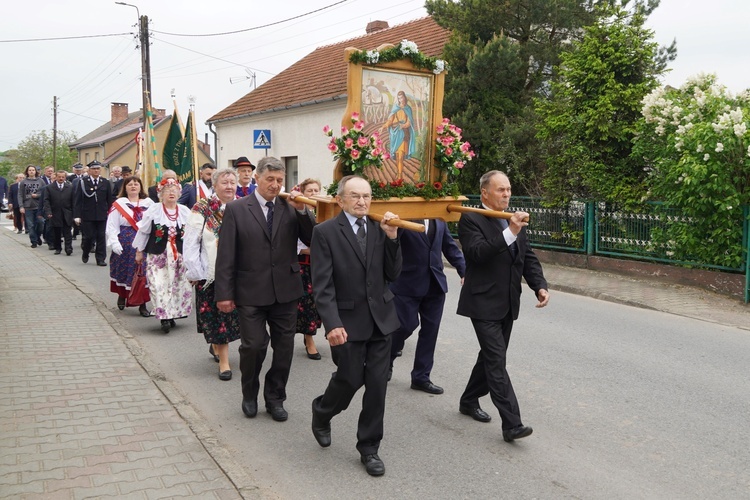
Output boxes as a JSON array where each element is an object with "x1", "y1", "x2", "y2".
[{"x1": 586, "y1": 201, "x2": 595, "y2": 255}]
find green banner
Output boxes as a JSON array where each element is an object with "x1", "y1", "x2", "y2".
[{"x1": 162, "y1": 111, "x2": 185, "y2": 177}]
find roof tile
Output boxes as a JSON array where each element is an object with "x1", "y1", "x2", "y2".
[{"x1": 208, "y1": 16, "x2": 449, "y2": 123}]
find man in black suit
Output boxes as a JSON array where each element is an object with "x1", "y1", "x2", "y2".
[
  {"x1": 68, "y1": 163, "x2": 85, "y2": 240},
  {"x1": 179, "y1": 163, "x2": 214, "y2": 208},
  {"x1": 215, "y1": 157, "x2": 314, "y2": 423},
  {"x1": 67, "y1": 163, "x2": 84, "y2": 183},
  {"x1": 388, "y1": 218, "x2": 465, "y2": 394},
  {"x1": 112, "y1": 165, "x2": 131, "y2": 196},
  {"x1": 36, "y1": 166, "x2": 55, "y2": 248},
  {"x1": 43, "y1": 170, "x2": 74, "y2": 255},
  {"x1": 73, "y1": 160, "x2": 113, "y2": 266},
  {"x1": 310, "y1": 175, "x2": 402, "y2": 476},
  {"x1": 457, "y1": 170, "x2": 549, "y2": 443}
]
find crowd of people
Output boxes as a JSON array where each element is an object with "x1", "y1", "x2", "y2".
[{"x1": 2, "y1": 158, "x2": 551, "y2": 477}]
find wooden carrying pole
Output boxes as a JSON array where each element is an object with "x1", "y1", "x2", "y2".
[
  {"x1": 279, "y1": 193, "x2": 425, "y2": 233},
  {"x1": 446, "y1": 204, "x2": 529, "y2": 222}
]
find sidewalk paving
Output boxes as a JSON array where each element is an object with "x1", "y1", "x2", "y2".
[
  {"x1": 0, "y1": 229, "x2": 257, "y2": 500},
  {"x1": 1, "y1": 226, "x2": 747, "y2": 499}
]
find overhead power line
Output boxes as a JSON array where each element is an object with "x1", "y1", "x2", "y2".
[
  {"x1": 151, "y1": 0, "x2": 350, "y2": 37},
  {"x1": 0, "y1": 32, "x2": 132, "y2": 43},
  {"x1": 0, "y1": 0, "x2": 350, "y2": 44}
]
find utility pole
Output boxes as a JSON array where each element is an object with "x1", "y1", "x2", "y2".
[
  {"x1": 115, "y1": 3, "x2": 150, "y2": 135},
  {"x1": 139, "y1": 13, "x2": 151, "y2": 128},
  {"x1": 52, "y1": 96, "x2": 58, "y2": 169}
]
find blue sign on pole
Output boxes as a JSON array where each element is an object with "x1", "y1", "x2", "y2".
[{"x1": 253, "y1": 129, "x2": 271, "y2": 151}]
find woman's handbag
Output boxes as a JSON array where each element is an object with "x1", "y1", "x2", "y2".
[{"x1": 126, "y1": 263, "x2": 150, "y2": 306}]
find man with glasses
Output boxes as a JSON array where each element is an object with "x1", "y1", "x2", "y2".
[{"x1": 310, "y1": 175, "x2": 402, "y2": 476}]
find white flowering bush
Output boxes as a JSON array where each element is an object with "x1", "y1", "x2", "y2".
[{"x1": 635, "y1": 73, "x2": 750, "y2": 267}]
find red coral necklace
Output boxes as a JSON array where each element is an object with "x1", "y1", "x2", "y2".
[{"x1": 162, "y1": 204, "x2": 178, "y2": 222}]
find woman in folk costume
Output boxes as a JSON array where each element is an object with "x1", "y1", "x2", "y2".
[
  {"x1": 106, "y1": 176, "x2": 153, "y2": 317},
  {"x1": 133, "y1": 178, "x2": 192, "y2": 333},
  {"x1": 183, "y1": 168, "x2": 241, "y2": 380}
]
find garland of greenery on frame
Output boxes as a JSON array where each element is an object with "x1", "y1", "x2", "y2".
[
  {"x1": 326, "y1": 178, "x2": 461, "y2": 201},
  {"x1": 348, "y1": 39, "x2": 447, "y2": 74}
]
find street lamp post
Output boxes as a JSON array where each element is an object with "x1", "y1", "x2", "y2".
[{"x1": 115, "y1": 2, "x2": 151, "y2": 132}]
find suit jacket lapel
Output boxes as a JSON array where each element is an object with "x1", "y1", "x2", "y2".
[{"x1": 247, "y1": 196, "x2": 270, "y2": 239}]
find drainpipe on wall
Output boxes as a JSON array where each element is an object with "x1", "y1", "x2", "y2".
[{"x1": 208, "y1": 122, "x2": 218, "y2": 166}]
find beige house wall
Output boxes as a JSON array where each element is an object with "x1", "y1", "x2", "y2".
[{"x1": 213, "y1": 100, "x2": 346, "y2": 191}]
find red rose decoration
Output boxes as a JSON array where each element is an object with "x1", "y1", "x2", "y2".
[
  {"x1": 433, "y1": 181, "x2": 443, "y2": 190},
  {"x1": 415, "y1": 182, "x2": 426, "y2": 189}
]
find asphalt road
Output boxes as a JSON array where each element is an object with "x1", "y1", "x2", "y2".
[{"x1": 13, "y1": 222, "x2": 750, "y2": 499}]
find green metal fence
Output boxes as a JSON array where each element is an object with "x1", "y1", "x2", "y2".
[{"x1": 457, "y1": 195, "x2": 750, "y2": 303}]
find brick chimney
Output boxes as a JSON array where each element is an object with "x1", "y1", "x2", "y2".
[
  {"x1": 366, "y1": 20, "x2": 389, "y2": 34},
  {"x1": 111, "y1": 103, "x2": 129, "y2": 125}
]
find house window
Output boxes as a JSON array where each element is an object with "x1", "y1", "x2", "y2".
[
  {"x1": 85, "y1": 153, "x2": 90, "y2": 164},
  {"x1": 95, "y1": 152, "x2": 100, "y2": 161},
  {"x1": 284, "y1": 156, "x2": 298, "y2": 191}
]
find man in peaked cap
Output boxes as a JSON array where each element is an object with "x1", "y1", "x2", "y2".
[
  {"x1": 73, "y1": 160, "x2": 114, "y2": 266},
  {"x1": 234, "y1": 156, "x2": 257, "y2": 197}
]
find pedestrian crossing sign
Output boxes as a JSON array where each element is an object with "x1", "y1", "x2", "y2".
[{"x1": 253, "y1": 129, "x2": 271, "y2": 150}]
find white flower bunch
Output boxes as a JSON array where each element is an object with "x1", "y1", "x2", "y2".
[
  {"x1": 433, "y1": 59, "x2": 445, "y2": 74},
  {"x1": 399, "y1": 39, "x2": 419, "y2": 55},
  {"x1": 365, "y1": 50, "x2": 379, "y2": 64}
]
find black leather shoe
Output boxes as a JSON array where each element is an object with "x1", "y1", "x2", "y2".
[
  {"x1": 139, "y1": 304, "x2": 151, "y2": 317},
  {"x1": 160, "y1": 320, "x2": 171, "y2": 333},
  {"x1": 503, "y1": 425, "x2": 533, "y2": 442},
  {"x1": 242, "y1": 399, "x2": 258, "y2": 418},
  {"x1": 169, "y1": 319, "x2": 176, "y2": 327},
  {"x1": 218, "y1": 370, "x2": 232, "y2": 381},
  {"x1": 31, "y1": 243, "x2": 37, "y2": 248},
  {"x1": 360, "y1": 454, "x2": 385, "y2": 476},
  {"x1": 117, "y1": 297, "x2": 126, "y2": 310},
  {"x1": 411, "y1": 381, "x2": 444, "y2": 395},
  {"x1": 81, "y1": 254, "x2": 89, "y2": 263},
  {"x1": 209, "y1": 345, "x2": 219, "y2": 362},
  {"x1": 266, "y1": 405, "x2": 288, "y2": 422},
  {"x1": 459, "y1": 406, "x2": 492, "y2": 423},
  {"x1": 97, "y1": 261, "x2": 107, "y2": 266},
  {"x1": 387, "y1": 367, "x2": 392, "y2": 382},
  {"x1": 311, "y1": 403, "x2": 331, "y2": 447},
  {"x1": 395, "y1": 350, "x2": 402, "y2": 357},
  {"x1": 66, "y1": 251, "x2": 72, "y2": 256},
  {"x1": 54, "y1": 250, "x2": 62, "y2": 255}
]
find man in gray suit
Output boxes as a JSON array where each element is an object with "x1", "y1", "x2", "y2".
[
  {"x1": 457, "y1": 170, "x2": 549, "y2": 443},
  {"x1": 215, "y1": 157, "x2": 314, "y2": 422},
  {"x1": 310, "y1": 175, "x2": 402, "y2": 476}
]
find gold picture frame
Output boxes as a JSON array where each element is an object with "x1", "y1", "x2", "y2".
[{"x1": 338, "y1": 44, "x2": 446, "y2": 184}]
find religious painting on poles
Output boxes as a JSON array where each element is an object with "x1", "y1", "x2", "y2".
[{"x1": 359, "y1": 67, "x2": 433, "y2": 183}]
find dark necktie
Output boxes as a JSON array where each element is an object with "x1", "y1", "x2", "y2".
[
  {"x1": 355, "y1": 218, "x2": 367, "y2": 257},
  {"x1": 265, "y1": 201, "x2": 274, "y2": 234},
  {"x1": 499, "y1": 218, "x2": 518, "y2": 259},
  {"x1": 427, "y1": 218, "x2": 436, "y2": 242},
  {"x1": 242, "y1": 186, "x2": 248, "y2": 196},
  {"x1": 58, "y1": 183, "x2": 64, "y2": 191},
  {"x1": 93, "y1": 179, "x2": 98, "y2": 188}
]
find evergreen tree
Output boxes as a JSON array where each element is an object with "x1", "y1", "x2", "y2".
[
  {"x1": 426, "y1": 0, "x2": 597, "y2": 194},
  {"x1": 536, "y1": 1, "x2": 675, "y2": 206}
]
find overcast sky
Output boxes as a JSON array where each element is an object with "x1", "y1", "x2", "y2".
[{"x1": 1, "y1": 0, "x2": 748, "y2": 155}]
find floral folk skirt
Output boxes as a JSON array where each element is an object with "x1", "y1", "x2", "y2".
[
  {"x1": 145, "y1": 250, "x2": 192, "y2": 320},
  {"x1": 110, "y1": 226, "x2": 150, "y2": 305},
  {"x1": 296, "y1": 259, "x2": 321, "y2": 335},
  {"x1": 195, "y1": 280, "x2": 241, "y2": 345}
]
